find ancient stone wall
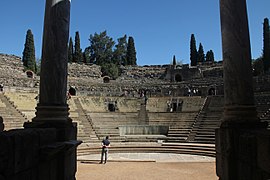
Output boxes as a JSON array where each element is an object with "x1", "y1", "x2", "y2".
[{"x1": 0, "y1": 128, "x2": 78, "y2": 180}]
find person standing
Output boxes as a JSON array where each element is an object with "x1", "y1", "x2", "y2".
[{"x1": 100, "y1": 136, "x2": 110, "y2": 164}]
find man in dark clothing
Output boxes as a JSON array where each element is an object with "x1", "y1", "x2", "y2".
[{"x1": 100, "y1": 136, "x2": 110, "y2": 164}]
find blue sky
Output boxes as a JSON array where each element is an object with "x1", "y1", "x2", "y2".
[{"x1": 0, "y1": 0, "x2": 269, "y2": 65}]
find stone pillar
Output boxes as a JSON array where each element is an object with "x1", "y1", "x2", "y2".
[
  {"x1": 220, "y1": 0, "x2": 258, "y2": 124},
  {"x1": 24, "y1": 1, "x2": 79, "y2": 179},
  {"x1": 33, "y1": 0, "x2": 71, "y2": 124},
  {"x1": 216, "y1": 0, "x2": 269, "y2": 179}
]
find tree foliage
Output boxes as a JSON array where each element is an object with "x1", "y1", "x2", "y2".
[
  {"x1": 68, "y1": 37, "x2": 74, "y2": 63},
  {"x1": 88, "y1": 31, "x2": 115, "y2": 65},
  {"x1": 113, "y1": 35, "x2": 127, "y2": 65},
  {"x1": 126, "y1": 36, "x2": 137, "y2": 65},
  {"x1": 83, "y1": 47, "x2": 91, "y2": 64},
  {"x1": 101, "y1": 63, "x2": 119, "y2": 80},
  {"x1": 206, "y1": 50, "x2": 215, "y2": 62},
  {"x1": 173, "y1": 55, "x2": 176, "y2": 66},
  {"x1": 190, "y1": 34, "x2": 197, "y2": 66},
  {"x1": 197, "y1": 43, "x2": 205, "y2": 63},
  {"x1": 22, "y1": 29, "x2": 36, "y2": 73},
  {"x1": 74, "y1": 31, "x2": 83, "y2": 63},
  {"x1": 263, "y1": 18, "x2": 270, "y2": 72}
]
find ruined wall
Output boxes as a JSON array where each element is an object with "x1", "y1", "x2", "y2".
[{"x1": 0, "y1": 128, "x2": 78, "y2": 180}]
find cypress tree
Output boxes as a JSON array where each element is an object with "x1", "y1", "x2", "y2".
[
  {"x1": 74, "y1": 31, "x2": 83, "y2": 63},
  {"x1": 197, "y1": 43, "x2": 205, "y2": 63},
  {"x1": 206, "y1": 50, "x2": 215, "y2": 62},
  {"x1": 190, "y1": 34, "x2": 197, "y2": 66},
  {"x1": 68, "y1": 37, "x2": 74, "y2": 63},
  {"x1": 22, "y1": 29, "x2": 36, "y2": 73},
  {"x1": 126, "y1": 36, "x2": 137, "y2": 65},
  {"x1": 263, "y1": 18, "x2": 270, "y2": 72},
  {"x1": 173, "y1": 55, "x2": 176, "y2": 66}
]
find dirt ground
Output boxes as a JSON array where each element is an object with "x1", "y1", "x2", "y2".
[{"x1": 76, "y1": 161, "x2": 218, "y2": 180}]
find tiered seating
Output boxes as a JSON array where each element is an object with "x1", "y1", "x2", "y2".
[
  {"x1": 0, "y1": 93, "x2": 29, "y2": 130},
  {"x1": 148, "y1": 112, "x2": 198, "y2": 142},
  {"x1": 255, "y1": 93, "x2": 270, "y2": 129},
  {"x1": 191, "y1": 96, "x2": 223, "y2": 143},
  {"x1": 79, "y1": 96, "x2": 140, "y2": 113},
  {"x1": 68, "y1": 97, "x2": 99, "y2": 144},
  {"x1": 4, "y1": 92, "x2": 37, "y2": 120},
  {"x1": 77, "y1": 142, "x2": 215, "y2": 158},
  {"x1": 90, "y1": 112, "x2": 139, "y2": 142}
]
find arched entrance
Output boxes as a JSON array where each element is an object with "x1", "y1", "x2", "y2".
[
  {"x1": 103, "y1": 76, "x2": 110, "y2": 83},
  {"x1": 26, "y1": 70, "x2": 34, "y2": 78},
  {"x1": 69, "y1": 86, "x2": 76, "y2": 96}
]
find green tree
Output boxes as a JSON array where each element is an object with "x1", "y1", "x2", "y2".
[
  {"x1": 22, "y1": 29, "x2": 36, "y2": 73},
  {"x1": 197, "y1": 43, "x2": 205, "y2": 63},
  {"x1": 126, "y1": 36, "x2": 137, "y2": 65},
  {"x1": 263, "y1": 18, "x2": 270, "y2": 72},
  {"x1": 68, "y1": 37, "x2": 74, "y2": 63},
  {"x1": 113, "y1": 35, "x2": 127, "y2": 65},
  {"x1": 101, "y1": 63, "x2": 119, "y2": 80},
  {"x1": 83, "y1": 47, "x2": 91, "y2": 64},
  {"x1": 172, "y1": 55, "x2": 176, "y2": 66},
  {"x1": 88, "y1": 31, "x2": 115, "y2": 65},
  {"x1": 74, "y1": 31, "x2": 83, "y2": 63},
  {"x1": 206, "y1": 50, "x2": 215, "y2": 62},
  {"x1": 190, "y1": 34, "x2": 197, "y2": 66}
]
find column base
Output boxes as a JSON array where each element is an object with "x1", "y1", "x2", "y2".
[
  {"x1": 222, "y1": 105, "x2": 259, "y2": 123},
  {"x1": 216, "y1": 121, "x2": 270, "y2": 180},
  {"x1": 32, "y1": 104, "x2": 71, "y2": 122},
  {"x1": 24, "y1": 104, "x2": 76, "y2": 141}
]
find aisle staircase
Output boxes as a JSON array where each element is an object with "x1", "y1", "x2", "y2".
[
  {"x1": 0, "y1": 93, "x2": 28, "y2": 130},
  {"x1": 72, "y1": 98, "x2": 99, "y2": 143}
]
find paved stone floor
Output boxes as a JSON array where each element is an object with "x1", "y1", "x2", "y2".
[{"x1": 76, "y1": 153, "x2": 218, "y2": 180}]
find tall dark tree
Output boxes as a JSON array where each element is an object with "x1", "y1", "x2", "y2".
[
  {"x1": 172, "y1": 55, "x2": 176, "y2": 66},
  {"x1": 205, "y1": 50, "x2": 215, "y2": 62},
  {"x1": 190, "y1": 34, "x2": 197, "y2": 66},
  {"x1": 197, "y1": 43, "x2": 205, "y2": 63},
  {"x1": 113, "y1": 35, "x2": 127, "y2": 65},
  {"x1": 22, "y1": 29, "x2": 36, "y2": 73},
  {"x1": 263, "y1": 18, "x2": 270, "y2": 72},
  {"x1": 88, "y1": 31, "x2": 115, "y2": 65},
  {"x1": 126, "y1": 36, "x2": 137, "y2": 65},
  {"x1": 74, "y1": 31, "x2": 83, "y2": 63},
  {"x1": 68, "y1": 37, "x2": 74, "y2": 63}
]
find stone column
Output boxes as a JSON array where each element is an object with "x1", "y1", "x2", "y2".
[
  {"x1": 24, "y1": 1, "x2": 79, "y2": 180},
  {"x1": 220, "y1": 0, "x2": 258, "y2": 124},
  {"x1": 33, "y1": 0, "x2": 71, "y2": 123},
  {"x1": 216, "y1": 0, "x2": 269, "y2": 179}
]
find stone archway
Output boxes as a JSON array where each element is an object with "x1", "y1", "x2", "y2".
[
  {"x1": 69, "y1": 86, "x2": 76, "y2": 96},
  {"x1": 26, "y1": 70, "x2": 34, "y2": 78},
  {"x1": 103, "y1": 76, "x2": 110, "y2": 83}
]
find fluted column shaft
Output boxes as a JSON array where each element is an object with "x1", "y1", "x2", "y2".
[
  {"x1": 34, "y1": 0, "x2": 71, "y2": 122},
  {"x1": 220, "y1": 0, "x2": 258, "y2": 123}
]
